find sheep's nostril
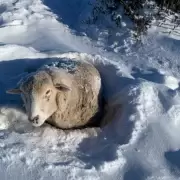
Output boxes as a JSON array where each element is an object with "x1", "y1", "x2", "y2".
[{"x1": 29, "y1": 115, "x2": 39, "y2": 123}]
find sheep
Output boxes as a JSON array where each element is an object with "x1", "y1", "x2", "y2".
[{"x1": 6, "y1": 58, "x2": 104, "y2": 129}]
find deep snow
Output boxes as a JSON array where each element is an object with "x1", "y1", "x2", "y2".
[{"x1": 0, "y1": 0, "x2": 180, "y2": 180}]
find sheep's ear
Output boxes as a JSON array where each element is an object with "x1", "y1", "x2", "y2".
[
  {"x1": 47, "y1": 68, "x2": 72, "y2": 92},
  {"x1": 55, "y1": 83, "x2": 71, "y2": 92},
  {"x1": 6, "y1": 88, "x2": 22, "y2": 94}
]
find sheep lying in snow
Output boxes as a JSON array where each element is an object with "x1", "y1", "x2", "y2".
[{"x1": 6, "y1": 59, "x2": 103, "y2": 129}]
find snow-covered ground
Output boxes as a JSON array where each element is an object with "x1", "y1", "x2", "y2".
[{"x1": 0, "y1": 0, "x2": 180, "y2": 179}]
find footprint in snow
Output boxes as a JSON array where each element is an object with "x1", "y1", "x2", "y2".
[{"x1": 131, "y1": 67, "x2": 179, "y2": 90}]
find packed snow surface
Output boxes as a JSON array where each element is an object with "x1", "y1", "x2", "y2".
[{"x1": 0, "y1": 0, "x2": 180, "y2": 180}]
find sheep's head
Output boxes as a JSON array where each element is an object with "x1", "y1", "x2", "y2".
[{"x1": 6, "y1": 69, "x2": 71, "y2": 127}]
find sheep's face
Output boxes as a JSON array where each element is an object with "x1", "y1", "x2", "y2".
[
  {"x1": 7, "y1": 70, "x2": 71, "y2": 127},
  {"x1": 20, "y1": 71, "x2": 58, "y2": 127}
]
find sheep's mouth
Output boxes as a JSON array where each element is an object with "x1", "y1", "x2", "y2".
[
  {"x1": 27, "y1": 115, "x2": 48, "y2": 127},
  {"x1": 31, "y1": 120, "x2": 45, "y2": 127}
]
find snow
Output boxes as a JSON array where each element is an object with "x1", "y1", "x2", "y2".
[{"x1": 0, "y1": 0, "x2": 180, "y2": 180}]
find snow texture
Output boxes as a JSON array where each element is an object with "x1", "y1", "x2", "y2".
[{"x1": 0, "y1": 0, "x2": 180, "y2": 180}]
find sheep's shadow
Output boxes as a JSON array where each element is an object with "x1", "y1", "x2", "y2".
[{"x1": 95, "y1": 62, "x2": 134, "y2": 100}]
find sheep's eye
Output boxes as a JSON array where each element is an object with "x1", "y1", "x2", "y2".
[{"x1": 45, "y1": 90, "x2": 51, "y2": 95}]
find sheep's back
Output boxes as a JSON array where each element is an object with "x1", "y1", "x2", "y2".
[
  {"x1": 73, "y1": 62, "x2": 102, "y2": 128},
  {"x1": 48, "y1": 59, "x2": 102, "y2": 129}
]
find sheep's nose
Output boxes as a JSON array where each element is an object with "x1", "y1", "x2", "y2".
[{"x1": 29, "y1": 115, "x2": 39, "y2": 123}]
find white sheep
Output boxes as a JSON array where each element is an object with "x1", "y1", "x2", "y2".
[{"x1": 6, "y1": 58, "x2": 103, "y2": 129}]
